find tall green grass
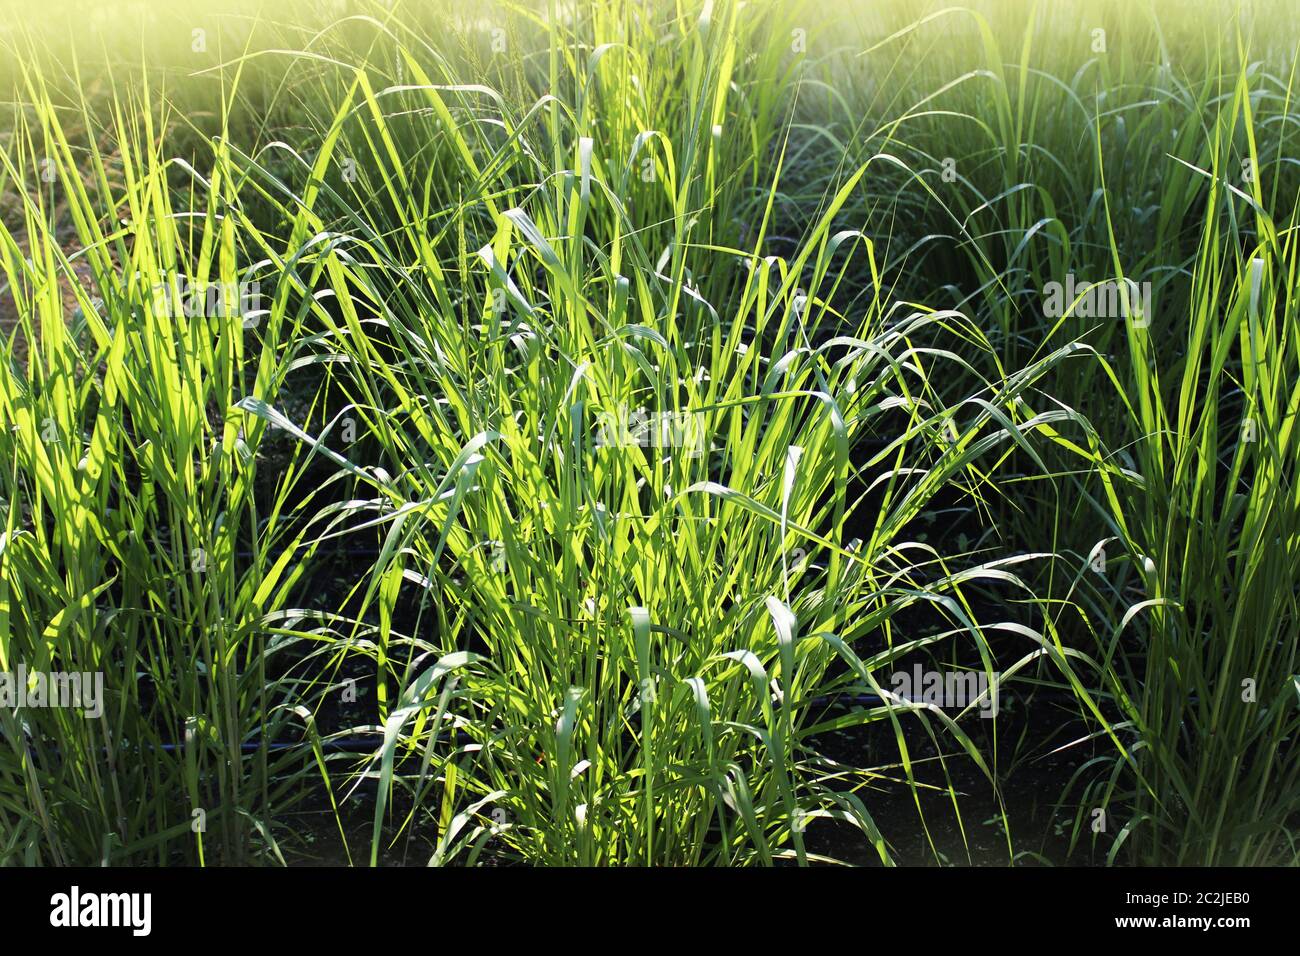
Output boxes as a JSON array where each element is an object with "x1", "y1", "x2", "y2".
[
  {"x1": 811, "y1": 0, "x2": 1300, "y2": 863},
  {"x1": 0, "y1": 63, "x2": 347, "y2": 863},
  {"x1": 215, "y1": 0, "x2": 1105, "y2": 866},
  {"x1": 0, "y1": 0, "x2": 1295, "y2": 866}
]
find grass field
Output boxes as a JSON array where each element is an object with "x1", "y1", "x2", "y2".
[{"x1": 0, "y1": 0, "x2": 1296, "y2": 866}]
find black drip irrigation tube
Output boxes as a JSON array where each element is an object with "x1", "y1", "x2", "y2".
[
  {"x1": 115, "y1": 731, "x2": 478, "y2": 756},
  {"x1": 811, "y1": 693, "x2": 887, "y2": 707},
  {"x1": 20, "y1": 689, "x2": 1078, "y2": 757},
  {"x1": 148, "y1": 737, "x2": 383, "y2": 754}
]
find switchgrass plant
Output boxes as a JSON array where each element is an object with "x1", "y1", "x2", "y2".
[
  {"x1": 801, "y1": 0, "x2": 1300, "y2": 863},
  {"x1": 216, "y1": 1, "x2": 1111, "y2": 865},
  {"x1": 304, "y1": 206, "x2": 1095, "y2": 865},
  {"x1": 1068, "y1": 82, "x2": 1300, "y2": 865},
  {"x1": 0, "y1": 0, "x2": 1295, "y2": 868},
  {"x1": 0, "y1": 65, "x2": 348, "y2": 864}
]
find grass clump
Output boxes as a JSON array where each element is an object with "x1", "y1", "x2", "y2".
[{"x1": 0, "y1": 0, "x2": 1296, "y2": 867}]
